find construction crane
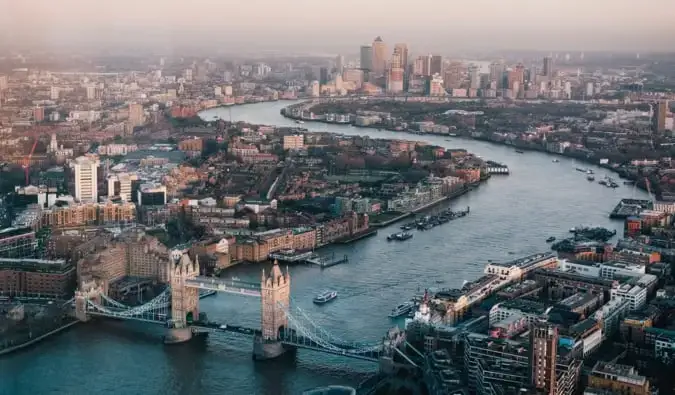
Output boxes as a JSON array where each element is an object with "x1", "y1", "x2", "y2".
[{"x1": 21, "y1": 137, "x2": 38, "y2": 186}]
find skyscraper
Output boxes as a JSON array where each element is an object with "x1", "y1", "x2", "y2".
[
  {"x1": 393, "y1": 43, "x2": 409, "y2": 71},
  {"x1": 653, "y1": 100, "x2": 668, "y2": 133},
  {"x1": 430, "y1": 55, "x2": 443, "y2": 76},
  {"x1": 73, "y1": 156, "x2": 100, "y2": 203},
  {"x1": 319, "y1": 67, "x2": 329, "y2": 85},
  {"x1": 468, "y1": 66, "x2": 480, "y2": 90},
  {"x1": 371, "y1": 36, "x2": 387, "y2": 75},
  {"x1": 530, "y1": 322, "x2": 558, "y2": 395},
  {"x1": 543, "y1": 56, "x2": 553, "y2": 77},
  {"x1": 360, "y1": 46, "x2": 373, "y2": 72},
  {"x1": 387, "y1": 51, "x2": 404, "y2": 94},
  {"x1": 335, "y1": 55, "x2": 344, "y2": 73}
]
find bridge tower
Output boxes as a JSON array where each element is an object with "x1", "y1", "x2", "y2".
[
  {"x1": 253, "y1": 260, "x2": 291, "y2": 360},
  {"x1": 166, "y1": 253, "x2": 199, "y2": 344}
]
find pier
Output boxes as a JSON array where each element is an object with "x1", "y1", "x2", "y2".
[
  {"x1": 269, "y1": 250, "x2": 317, "y2": 263},
  {"x1": 609, "y1": 198, "x2": 653, "y2": 219},
  {"x1": 305, "y1": 253, "x2": 349, "y2": 268}
]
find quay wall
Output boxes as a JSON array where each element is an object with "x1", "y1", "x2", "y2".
[{"x1": 0, "y1": 320, "x2": 79, "y2": 356}]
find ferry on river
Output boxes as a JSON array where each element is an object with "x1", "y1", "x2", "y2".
[
  {"x1": 387, "y1": 232, "x2": 413, "y2": 241},
  {"x1": 388, "y1": 301, "x2": 416, "y2": 318},
  {"x1": 313, "y1": 290, "x2": 338, "y2": 305}
]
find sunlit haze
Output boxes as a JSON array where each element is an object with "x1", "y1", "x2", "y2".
[{"x1": 2, "y1": 0, "x2": 674, "y2": 53}]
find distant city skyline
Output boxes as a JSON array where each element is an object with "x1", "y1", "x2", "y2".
[{"x1": 1, "y1": 0, "x2": 674, "y2": 53}]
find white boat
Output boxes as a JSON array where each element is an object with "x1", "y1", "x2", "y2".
[
  {"x1": 313, "y1": 290, "x2": 338, "y2": 304},
  {"x1": 295, "y1": 120, "x2": 304, "y2": 124},
  {"x1": 388, "y1": 301, "x2": 415, "y2": 318}
]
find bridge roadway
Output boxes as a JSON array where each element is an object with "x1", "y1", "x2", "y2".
[
  {"x1": 193, "y1": 323, "x2": 382, "y2": 362},
  {"x1": 184, "y1": 276, "x2": 262, "y2": 297}
]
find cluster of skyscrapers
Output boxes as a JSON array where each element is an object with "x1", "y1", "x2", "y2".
[{"x1": 352, "y1": 37, "x2": 570, "y2": 99}]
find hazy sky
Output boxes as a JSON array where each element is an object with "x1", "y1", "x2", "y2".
[{"x1": 1, "y1": 0, "x2": 673, "y2": 54}]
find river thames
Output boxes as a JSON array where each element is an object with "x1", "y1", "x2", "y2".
[{"x1": 0, "y1": 101, "x2": 650, "y2": 395}]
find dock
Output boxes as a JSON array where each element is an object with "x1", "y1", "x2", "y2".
[
  {"x1": 269, "y1": 250, "x2": 317, "y2": 263},
  {"x1": 609, "y1": 198, "x2": 653, "y2": 219},
  {"x1": 305, "y1": 253, "x2": 349, "y2": 269},
  {"x1": 334, "y1": 228, "x2": 378, "y2": 244}
]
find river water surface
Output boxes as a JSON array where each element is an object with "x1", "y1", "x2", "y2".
[{"x1": 0, "y1": 101, "x2": 650, "y2": 395}]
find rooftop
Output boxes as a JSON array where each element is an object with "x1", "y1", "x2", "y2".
[
  {"x1": 590, "y1": 362, "x2": 647, "y2": 386},
  {"x1": 498, "y1": 298, "x2": 550, "y2": 315},
  {"x1": 488, "y1": 252, "x2": 556, "y2": 269},
  {"x1": 558, "y1": 292, "x2": 599, "y2": 310}
]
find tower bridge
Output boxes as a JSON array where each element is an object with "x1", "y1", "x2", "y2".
[{"x1": 73, "y1": 253, "x2": 408, "y2": 363}]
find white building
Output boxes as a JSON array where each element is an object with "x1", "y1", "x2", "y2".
[
  {"x1": 593, "y1": 297, "x2": 629, "y2": 339},
  {"x1": 72, "y1": 156, "x2": 100, "y2": 203},
  {"x1": 610, "y1": 283, "x2": 647, "y2": 311},
  {"x1": 107, "y1": 173, "x2": 137, "y2": 202}
]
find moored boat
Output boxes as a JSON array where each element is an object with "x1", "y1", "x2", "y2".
[
  {"x1": 313, "y1": 290, "x2": 338, "y2": 304},
  {"x1": 546, "y1": 236, "x2": 556, "y2": 243},
  {"x1": 388, "y1": 301, "x2": 416, "y2": 318}
]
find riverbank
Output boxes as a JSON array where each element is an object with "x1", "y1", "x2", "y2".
[
  {"x1": 371, "y1": 184, "x2": 474, "y2": 228},
  {"x1": 0, "y1": 319, "x2": 79, "y2": 356},
  {"x1": 280, "y1": 104, "x2": 652, "y2": 196}
]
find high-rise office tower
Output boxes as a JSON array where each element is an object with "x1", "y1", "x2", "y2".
[
  {"x1": 653, "y1": 100, "x2": 668, "y2": 133},
  {"x1": 393, "y1": 43, "x2": 409, "y2": 71},
  {"x1": 387, "y1": 52, "x2": 404, "y2": 93},
  {"x1": 371, "y1": 36, "x2": 387, "y2": 75},
  {"x1": 430, "y1": 55, "x2": 443, "y2": 76},
  {"x1": 543, "y1": 56, "x2": 553, "y2": 77},
  {"x1": 530, "y1": 322, "x2": 558, "y2": 395},
  {"x1": 129, "y1": 103, "x2": 144, "y2": 128},
  {"x1": 489, "y1": 61, "x2": 505, "y2": 88},
  {"x1": 413, "y1": 56, "x2": 430, "y2": 76},
  {"x1": 468, "y1": 66, "x2": 480, "y2": 90},
  {"x1": 73, "y1": 156, "x2": 100, "y2": 203},
  {"x1": 335, "y1": 55, "x2": 344, "y2": 73},
  {"x1": 319, "y1": 67, "x2": 329, "y2": 85},
  {"x1": 360, "y1": 46, "x2": 373, "y2": 72}
]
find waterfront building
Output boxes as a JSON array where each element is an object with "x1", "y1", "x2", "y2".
[
  {"x1": 0, "y1": 257, "x2": 75, "y2": 298},
  {"x1": 283, "y1": 134, "x2": 304, "y2": 150},
  {"x1": 484, "y1": 252, "x2": 558, "y2": 281},
  {"x1": 77, "y1": 231, "x2": 171, "y2": 294},
  {"x1": 72, "y1": 156, "x2": 100, "y2": 203},
  {"x1": 371, "y1": 36, "x2": 387, "y2": 75},
  {"x1": 587, "y1": 362, "x2": 650, "y2": 395}
]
